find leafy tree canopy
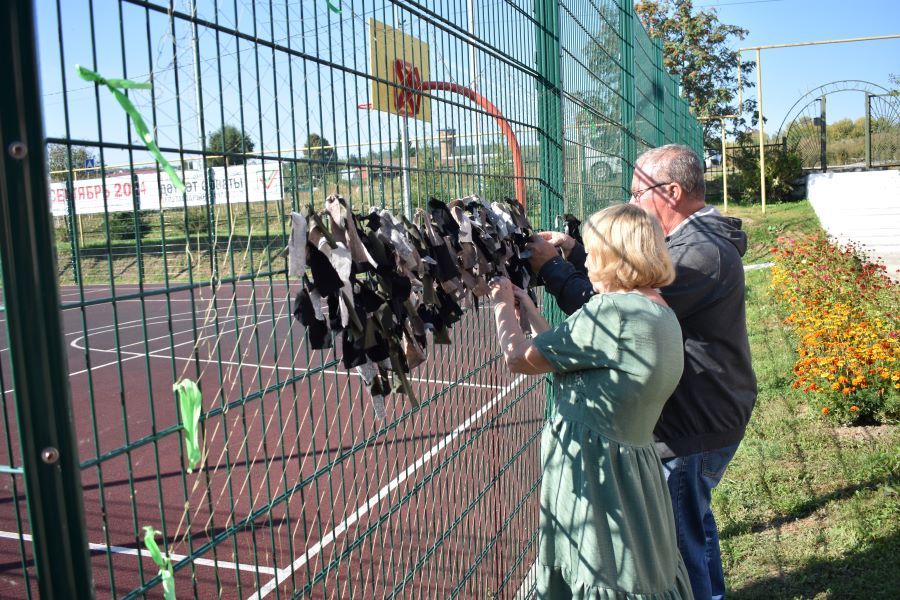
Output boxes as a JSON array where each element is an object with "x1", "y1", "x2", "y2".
[
  {"x1": 205, "y1": 125, "x2": 255, "y2": 167},
  {"x1": 304, "y1": 133, "x2": 337, "y2": 168},
  {"x1": 635, "y1": 0, "x2": 757, "y2": 142},
  {"x1": 47, "y1": 144, "x2": 97, "y2": 182}
]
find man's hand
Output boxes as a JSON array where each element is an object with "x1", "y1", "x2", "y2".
[
  {"x1": 525, "y1": 233, "x2": 571, "y2": 272},
  {"x1": 536, "y1": 231, "x2": 576, "y2": 254}
]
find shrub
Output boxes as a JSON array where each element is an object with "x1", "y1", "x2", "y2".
[
  {"x1": 771, "y1": 234, "x2": 900, "y2": 425},
  {"x1": 107, "y1": 210, "x2": 152, "y2": 242},
  {"x1": 732, "y1": 145, "x2": 804, "y2": 203}
]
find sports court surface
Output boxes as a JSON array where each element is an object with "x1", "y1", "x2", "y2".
[{"x1": 0, "y1": 280, "x2": 544, "y2": 598}]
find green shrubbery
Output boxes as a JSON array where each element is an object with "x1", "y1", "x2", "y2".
[{"x1": 731, "y1": 145, "x2": 804, "y2": 203}]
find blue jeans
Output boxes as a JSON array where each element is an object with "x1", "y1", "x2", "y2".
[{"x1": 661, "y1": 443, "x2": 740, "y2": 600}]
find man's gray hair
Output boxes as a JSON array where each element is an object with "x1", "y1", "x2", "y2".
[{"x1": 636, "y1": 144, "x2": 705, "y2": 197}]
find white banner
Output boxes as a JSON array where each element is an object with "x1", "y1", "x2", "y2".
[{"x1": 49, "y1": 164, "x2": 283, "y2": 216}]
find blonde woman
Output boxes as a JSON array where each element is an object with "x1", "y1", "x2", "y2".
[{"x1": 490, "y1": 203, "x2": 693, "y2": 599}]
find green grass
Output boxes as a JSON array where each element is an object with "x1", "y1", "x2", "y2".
[
  {"x1": 709, "y1": 201, "x2": 900, "y2": 598},
  {"x1": 711, "y1": 200, "x2": 824, "y2": 265}
]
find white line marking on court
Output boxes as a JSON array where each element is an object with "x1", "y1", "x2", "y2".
[
  {"x1": 247, "y1": 374, "x2": 527, "y2": 600},
  {"x1": 514, "y1": 560, "x2": 538, "y2": 600},
  {"x1": 66, "y1": 312, "x2": 290, "y2": 377},
  {"x1": 0, "y1": 530, "x2": 276, "y2": 575},
  {"x1": 319, "y1": 369, "x2": 494, "y2": 390}
]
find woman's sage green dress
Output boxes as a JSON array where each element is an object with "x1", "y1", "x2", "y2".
[{"x1": 532, "y1": 292, "x2": 693, "y2": 599}]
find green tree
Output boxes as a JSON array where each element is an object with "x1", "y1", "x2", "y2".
[
  {"x1": 829, "y1": 118, "x2": 858, "y2": 141},
  {"x1": 205, "y1": 125, "x2": 254, "y2": 167},
  {"x1": 303, "y1": 133, "x2": 337, "y2": 177},
  {"x1": 635, "y1": 0, "x2": 757, "y2": 142},
  {"x1": 483, "y1": 148, "x2": 517, "y2": 202},
  {"x1": 47, "y1": 143, "x2": 97, "y2": 182}
]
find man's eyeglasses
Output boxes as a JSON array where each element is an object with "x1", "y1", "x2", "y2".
[{"x1": 630, "y1": 181, "x2": 672, "y2": 202}]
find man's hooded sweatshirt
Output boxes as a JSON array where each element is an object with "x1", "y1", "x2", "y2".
[{"x1": 538, "y1": 206, "x2": 758, "y2": 457}]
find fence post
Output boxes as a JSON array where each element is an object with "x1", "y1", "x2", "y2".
[
  {"x1": 132, "y1": 171, "x2": 145, "y2": 278},
  {"x1": 619, "y1": 0, "x2": 636, "y2": 201},
  {"x1": 535, "y1": 0, "x2": 564, "y2": 421},
  {"x1": 66, "y1": 176, "x2": 81, "y2": 285},
  {"x1": 865, "y1": 93, "x2": 872, "y2": 169},
  {"x1": 535, "y1": 0, "x2": 564, "y2": 229},
  {"x1": 819, "y1": 95, "x2": 827, "y2": 172},
  {"x1": 653, "y1": 36, "x2": 665, "y2": 148},
  {"x1": 0, "y1": 1, "x2": 93, "y2": 597}
]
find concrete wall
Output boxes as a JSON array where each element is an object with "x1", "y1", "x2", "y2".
[{"x1": 807, "y1": 170, "x2": 900, "y2": 279}]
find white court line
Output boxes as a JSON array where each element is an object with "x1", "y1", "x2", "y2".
[
  {"x1": 514, "y1": 560, "x2": 538, "y2": 600},
  {"x1": 247, "y1": 374, "x2": 527, "y2": 600},
  {"x1": 0, "y1": 530, "x2": 276, "y2": 576},
  {"x1": 319, "y1": 369, "x2": 494, "y2": 390},
  {"x1": 66, "y1": 313, "x2": 288, "y2": 377}
]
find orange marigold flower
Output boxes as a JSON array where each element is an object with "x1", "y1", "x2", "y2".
[
  {"x1": 821, "y1": 407, "x2": 830, "y2": 415},
  {"x1": 850, "y1": 405, "x2": 859, "y2": 412},
  {"x1": 842, "y1": 388, "x2": 851, "y2": 396}
]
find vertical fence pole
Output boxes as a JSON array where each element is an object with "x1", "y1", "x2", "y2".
[
  {"x1": 619, "y1": 0, "x2": 636, "y2": 201},
  {"x1": 0, "y1": 1, "x2": 93, "y2": 597},
  {"x1": 534, "y1": 0, "x2": 564, "y2": 230},
  {"x1": 755, "y1": 49, "x2": 766, "y2": 214},
  {"x1": 721, "y1": 118, "x2": 729, "y2": 213},
  {"x1": 820, "y1": 95, "x2": 827, "y2": 172},
  {"x1": 865, "y1": 93, "x2": 872, "y2": 169},
  {"x1": 653, "y1": 37, "x2": 665, "y2": 148},
  {"x1": 535, "y1": 0, "x2": 563, "y2": 421}
]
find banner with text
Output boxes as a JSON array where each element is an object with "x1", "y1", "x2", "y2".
[{"x1": 49, "y1": 164, "x2": 283, "y2": 216}]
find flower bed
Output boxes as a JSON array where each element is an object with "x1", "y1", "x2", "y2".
[{"x1": 770, "y1": 234, "x2": 899, "y2": 425}]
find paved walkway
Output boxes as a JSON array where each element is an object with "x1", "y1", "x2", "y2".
[{"x1": 807, "y1": 170, "x2": 900, "y2": 280}]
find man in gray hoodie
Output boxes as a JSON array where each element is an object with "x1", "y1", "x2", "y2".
[{"x1": 528, "y1": 144, "x2": 757, "y2": 599}]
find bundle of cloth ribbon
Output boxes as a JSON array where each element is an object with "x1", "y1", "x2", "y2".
[{"x1": 288, "y1": 193, "x2": 540, "y2": 418}]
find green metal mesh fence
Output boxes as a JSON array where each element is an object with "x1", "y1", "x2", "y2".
[{"x1": 0, "y1": 1, "x2": 701, "y2": 598}]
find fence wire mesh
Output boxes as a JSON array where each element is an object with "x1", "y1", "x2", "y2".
[{"x1": 0, "y1": 0, "x2": 701, "y2": 598}]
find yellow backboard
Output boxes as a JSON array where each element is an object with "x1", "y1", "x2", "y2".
[{"x1": 369, "y1": 18, "x2": 431, "y2": 122}]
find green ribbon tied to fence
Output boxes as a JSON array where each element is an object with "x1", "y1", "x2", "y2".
[
  {"x1": 173, "y1": 379, "x2": 202, "y2": 472},
  {"x1": 142, "y1": 526, "x2": 176, "y2": 600},
  {"x1": 75, "y1": 65, "x2": 186, "y2": 193}
]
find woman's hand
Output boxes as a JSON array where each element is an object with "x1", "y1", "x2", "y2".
[
  {"x1": 511, "y1": 285, "x2": 550, "y2": 335},
  {"x1": 489, "y1": 276, "x2": 514, "y2": 305},
  {"x1": 490, "y1": 278, "x2": 554, "y2": 375},
  {"x1": 511, "y1": 285, "x2": 538, "y2": 316}
]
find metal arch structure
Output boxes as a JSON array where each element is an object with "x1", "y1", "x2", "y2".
[
  {"x1": 775, "y1": 80, "x2": 900, "y2": 139},
  {"x1": 775, "y1": 80, "x2": 900, "y2": 170}
]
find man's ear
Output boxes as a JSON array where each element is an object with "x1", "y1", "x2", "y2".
[{"x1": 661, "y1": 182, "x2": 681, "y2": 207}]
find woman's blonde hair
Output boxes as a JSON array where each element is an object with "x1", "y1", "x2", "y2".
[{"x1": 582, "y1": 203, "x2": 675, "y2": 291}]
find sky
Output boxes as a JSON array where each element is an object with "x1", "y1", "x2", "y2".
[
  {"x1": 32, "y1": 0, "x2": 900, "y2": 171},
  {"x1": 697, "y1": 0, "x2": 900, "y2": 135}
]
